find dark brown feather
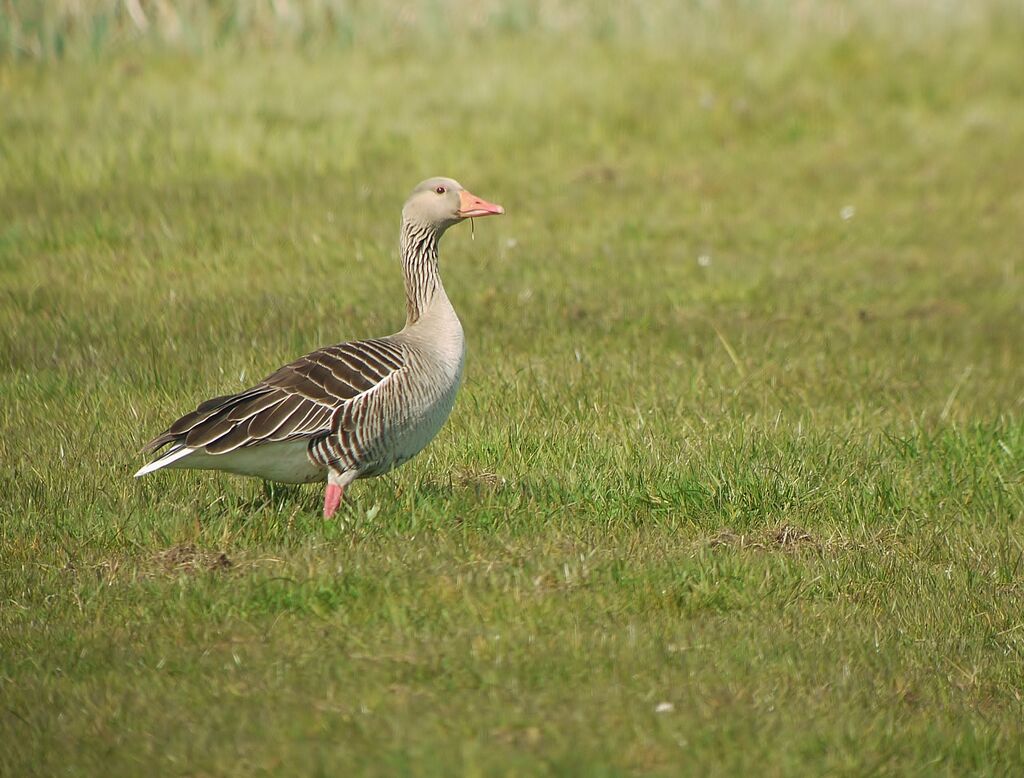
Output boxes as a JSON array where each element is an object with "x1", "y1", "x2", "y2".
[
  {"x1": 184, "y1": 413, "x2": 239, "y2": 448},
  {"x1": 247, "y1": 394, "x2": 305, "y2": 439},
  {"x1": 266, "y1": 402, "x2": 318, "y2": 442},
  {"x1": 225, "y1": 391, "x2": 281, "y2": 422},
  {"x1": 333, "y1": 347, "x2": 388, "y2": 382},
  {"x1": 316, "y1": 349, "x2": 381, "y2": 390},
  {"x1": 164, "y1": 388, "x2": 265, "y2": 437},
  {"x1": 358, "y1": 339, "x2": 405, "y2": 371},
  {"x1": 204, "y1": 418, "x2": 257, "y2": 454},
  {"x1": 165, "y1": 394, "x2": 235, "y2": 436},
  {"x1": 139, "y1": 339, "x2": 406, "y2": 459}
]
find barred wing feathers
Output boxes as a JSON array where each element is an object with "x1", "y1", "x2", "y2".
[{"x1": 140, "y1": 339, "x2": 406, "y2": 461}]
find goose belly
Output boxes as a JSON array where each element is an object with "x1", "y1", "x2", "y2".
[
  {"x1": 172, "y1": 440, "x2": 326, "y2": 484},
  {"x1": 360, "y1": 370, "x2": 462, "y2": 477}
]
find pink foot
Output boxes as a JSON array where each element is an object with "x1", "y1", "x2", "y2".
[{"x1": 323, "y1": 483, "x2": 344, "y2": 518}]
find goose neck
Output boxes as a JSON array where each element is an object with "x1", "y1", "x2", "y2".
[{"x1": 400, "y1": 219, "x2": 445, "y2": 327}]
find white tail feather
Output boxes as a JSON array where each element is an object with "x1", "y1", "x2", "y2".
[{"x1": 134, "y1": 446, "x2": 195, "y2": 477}]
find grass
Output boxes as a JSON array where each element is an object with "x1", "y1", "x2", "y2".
[{"x1": 2, "y1": 1, "x2": 1024, "y2": 774}]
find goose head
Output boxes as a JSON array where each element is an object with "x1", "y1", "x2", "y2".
[{"x1": 403, "y1": 177, "x2": 504, "y2": 234}]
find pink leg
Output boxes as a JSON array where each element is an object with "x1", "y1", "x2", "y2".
[{"x1": 323, "y1": 483, "x2": 344, "y2": 518}]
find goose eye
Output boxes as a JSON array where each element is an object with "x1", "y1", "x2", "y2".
[{"x1": 435, "y1": 186, "x2": 446, "y2": 194}]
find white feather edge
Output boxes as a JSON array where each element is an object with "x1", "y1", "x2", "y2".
[{"x1": 134, "y1": 446, "x2": 195, "y2": 477}]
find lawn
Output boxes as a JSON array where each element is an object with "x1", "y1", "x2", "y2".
[{"x1": 2, "y1": 2, "x2": 1024, "y2": 775}]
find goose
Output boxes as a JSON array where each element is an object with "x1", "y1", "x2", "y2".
[{"x1": 135, "y1": 177, "x2": 504, "y2": 518}]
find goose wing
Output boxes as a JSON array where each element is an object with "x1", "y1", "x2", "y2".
[{"x1": 141, "y1": 338, "x2": 406, "y2": 458}]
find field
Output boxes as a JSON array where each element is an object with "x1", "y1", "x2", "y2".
[{"x1": 2, "y1": 1, "x2": 1024, "y2": 774}]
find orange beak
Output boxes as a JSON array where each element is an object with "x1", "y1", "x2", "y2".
[{"x1": 458, "y1": 189, "x2": 505, "y2": 219}]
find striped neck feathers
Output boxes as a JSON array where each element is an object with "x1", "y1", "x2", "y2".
[{"x1": 400, "y1": 218, "x2": 446, "y2": 326}]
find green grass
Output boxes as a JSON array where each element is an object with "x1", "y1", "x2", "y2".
[{"x1": 3, "y1": 2, "x2": 1024, "y2": 774}]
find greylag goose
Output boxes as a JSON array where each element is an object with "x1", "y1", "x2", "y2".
[{"x1": 135, "y1": 177, "x2": 504, "y2": 518}]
